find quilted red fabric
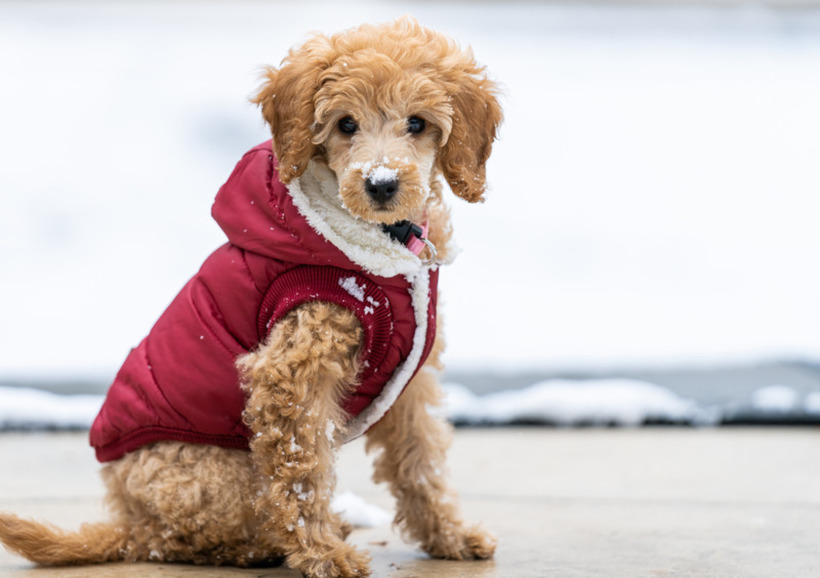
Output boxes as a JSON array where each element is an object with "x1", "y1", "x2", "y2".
[{"x1": 90, "y1": 142, "x2": 438, "y2": 462}]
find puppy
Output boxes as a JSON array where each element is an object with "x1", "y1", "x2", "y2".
[{"x1": 0, "y1": 17, "x2": 502, "y2": 578}]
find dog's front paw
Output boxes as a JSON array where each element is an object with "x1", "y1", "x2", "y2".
[
  {"x1": 288, "y1": 542, "x2": 372, "y2": 578},
  {"x1": 461, "y1": 524, "x2": 497, "y2": 559},
  {"x1": 423, "y1": 523, "x2": 497, "y2": 561}
]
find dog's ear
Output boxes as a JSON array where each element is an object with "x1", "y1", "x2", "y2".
[
  {"x1": 252, "y1": 39, "x2": 333, "y2": 184},
  {"x1": 438, "y1": 69, "x2": 502, "y2": 203}
]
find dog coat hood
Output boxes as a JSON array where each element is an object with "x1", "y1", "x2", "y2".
[{"x1": 90, "y1": 142, "x2": 438, "y2": 462}]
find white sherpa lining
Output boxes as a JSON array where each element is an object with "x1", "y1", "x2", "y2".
[
  {"x1": 287, "y1": 161, "x2": 433, "y2": 441},
  {"x1": 342, "y1": 268, "x2": 430, "y2": 442},
  {"x1": 288, "y1": 161, "x2": 424, "y2": 279}
]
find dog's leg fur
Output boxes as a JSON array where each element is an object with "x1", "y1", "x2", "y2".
[
  {"x1": 239, "y1": 301, "x2": 372, "y2": 578},
  {"x1": 365, "y1": 326, "x2": 497, "y2": 561},
  {"x1": 0, "y1": 305, "x2": 490, "y2": 573},
  {"x1": 0, "y1": 302, "x2": 364, "y2": 573}
]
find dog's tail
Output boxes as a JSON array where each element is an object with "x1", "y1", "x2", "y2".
[{"x1": 0, "y1": 512, "x2": 126, "y2": 566}]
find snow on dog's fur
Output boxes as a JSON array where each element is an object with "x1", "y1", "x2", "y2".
[{"x1": 0, "y1": 17, "x2": 501, "y2": 578}]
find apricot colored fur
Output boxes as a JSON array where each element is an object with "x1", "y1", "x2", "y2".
[
  {"x1": 366, "y1": 320, "x2": 497, "y2": 561},
  {"x1": 0, "y1": 17, "x2": 500, "y2": 578}
]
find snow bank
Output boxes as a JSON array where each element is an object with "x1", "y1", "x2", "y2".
[
  {"x1": 331, "y1": 491, "x2": 391, "y2": 528},
  {"x1": 2, "y1": 381, "x2": 711, "y2": 431},
  {"x1": 750, "y1": 385, "x2": 800, "y2": 414},
  {"x1": 1, "y1": 380, "x2": 817, "y2": 433},
  {"x1": 444, "y1": 380, "x2": 712, "y2": 426},
  {"x1": 804, "y1": 392, "x2": 820, "y2": 415},
  {"x1": 0, "y1": 386, "x2": 103, "y2": 430}
]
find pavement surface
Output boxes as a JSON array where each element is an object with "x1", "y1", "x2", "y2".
[{"x1": 0, "y1": 428, "x2": 818, "y2": 577}]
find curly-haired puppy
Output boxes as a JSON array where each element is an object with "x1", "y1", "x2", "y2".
[{"x1": 0, "y1": 17, "x2": 502, "y2": 578}]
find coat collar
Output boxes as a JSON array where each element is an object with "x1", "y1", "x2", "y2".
[
  {"x1": 212, "y1": 142, "x2": 429, "y2": 282},
  {"x1": 288, "y1": 160, "x2": 428, "y2": 280}
]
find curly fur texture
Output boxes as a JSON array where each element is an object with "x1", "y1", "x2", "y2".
[
  {"x1": 253, "y1": 16, "x2": 502, "y2": 208},
  {"x1": 0, "y1": 17, "x2": 500, "y2": 578}
]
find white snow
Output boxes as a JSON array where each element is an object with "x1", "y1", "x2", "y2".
[
  {"x1": 325, "y1": 419, "x2": 337, "y2": 439},
  {"x1": 443, "y1": 380, "x2": 713, "y2": 426},
  {"x1": 1, "y1": 4, "x2": 820, "y2": 378},
  {"x1": 804, "y1": 392, "x2": 820, "y2": 415},
  {"x1": 0, "y1": 386, "x2": 103, "y2": 430},
  {"x1": 289, "y1": 436, "x2": 303, "y2": 453},
  {"x1": 368, "y1": 165, "x2": 399, "y2": 185},
  {"x1": 750, "y1": 385, "x2": 800, "y2": 413},
  {"x1": 331, "y1": 491, "x2": 391, "y2": 528},
  {"x1": 349, "y1": 161, "x2": 399, "y2": 185},
  {"x1": 2, "y1": 378, "x2": 818, "y2": 436},
  {"x1": 338, "y1": 276, "x2": 366, "y2": 301}
]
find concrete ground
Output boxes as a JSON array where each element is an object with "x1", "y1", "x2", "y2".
[{"x1": 0, "y1": 428, "x2": 818, "y2": 577}]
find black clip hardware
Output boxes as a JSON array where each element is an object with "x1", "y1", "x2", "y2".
[{"x1": 381, "y1": 220, "x2": 423, "y2": 245}]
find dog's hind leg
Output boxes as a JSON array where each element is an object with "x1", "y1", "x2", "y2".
[
  {"x1": 0, "y1": 514, "x2": 126, "y2": 566},
  {"x1": 101, "y1": 442, "x2": 283, "y2": 567},
  {"x1": 239, "y1": 301, "x2": 372, "y2": 578},
  {"x1": 0, "y1": 443, "x2": 279, "y2": 568},
  {"x1": 365, "y1": 333, "x2": 497, "y2": 561}
]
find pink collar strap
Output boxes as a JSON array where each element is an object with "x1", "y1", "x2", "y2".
[{"x1": 382, "y1": 220, "x2": 437, "y2": 264}]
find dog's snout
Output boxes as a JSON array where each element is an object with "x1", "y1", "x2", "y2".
[{"x1": 365, "y1": 177, "x2": 399, "y2": 204}]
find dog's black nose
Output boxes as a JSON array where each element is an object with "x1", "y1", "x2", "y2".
[{"x1": 365, "y1": 178, "x2": 399, "y2": 204}]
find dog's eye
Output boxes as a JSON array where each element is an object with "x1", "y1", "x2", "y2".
[
  {"x1": 407, "y1": 116, "x2": 426, "y2": 135},
  {"x1": 338, "y1": 116, "x2": 358, "y2": 135}
]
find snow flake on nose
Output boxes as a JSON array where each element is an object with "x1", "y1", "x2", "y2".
[
  {"x1": 350, "y1": 161, "x2": 399, "y2": 185},
  {"x1": 369, "y1": 165, "x2": 398, "y2": 185},
  {"x1": 338, "y1": 276, "x2": 366, "y2": 301}
]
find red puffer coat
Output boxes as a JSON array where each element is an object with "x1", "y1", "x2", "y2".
[{"x1": 90, "y1": 142, "x2": 438, "y2": 462}]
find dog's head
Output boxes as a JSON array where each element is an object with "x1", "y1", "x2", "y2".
[{"x1": 253, "y1": 17, "x2": 502, "y2": 225}]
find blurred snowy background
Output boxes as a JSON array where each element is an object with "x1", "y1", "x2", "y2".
[{"x1": 2, "y1": 1, "x2": 820, "y2": 427}]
